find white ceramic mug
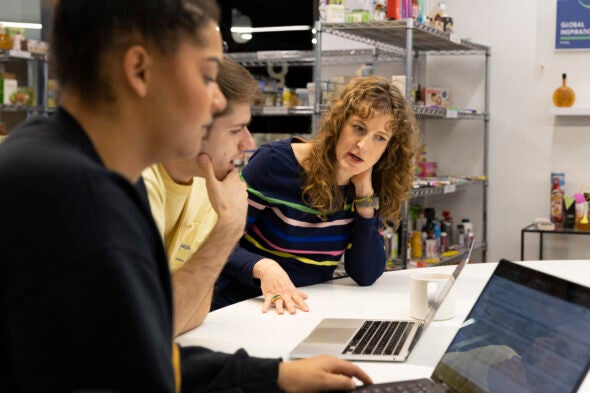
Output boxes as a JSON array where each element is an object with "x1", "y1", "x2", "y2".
[{"x1": 409, "y1": 272, "x2": 455, "y2": 321}]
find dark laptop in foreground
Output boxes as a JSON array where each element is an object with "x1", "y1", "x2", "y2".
[
  {"x1": 348, "y1": 259, "x2": 590, "y2": 393},
  {"x1": 290, "y1": 241, "x2": 475, "y2": 362}
]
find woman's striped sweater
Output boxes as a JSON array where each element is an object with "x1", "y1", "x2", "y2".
[{"x1": 212, "y1": 138, "x2": 386, "y2": 309}]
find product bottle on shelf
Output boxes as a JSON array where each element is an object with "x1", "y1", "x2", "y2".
[
  {"x1": 416, "y1": 210, "x2": 427, "y2": 234},
  {"x1": 276, "y1": 87, "x2": 284, "y2": 107},
  {"x1": 550, "y1": 174, "x2": 564, "y2": 223},
  {"x1": 411, "y1": 231, "x2": 423, "y2": 259},
  {"x1": 457, "y1": 224, "x2": 465, "y2": 246},
  {"x1": 0, "y1": 24, "x2": 12, "y2": 50},
  {"x1": 574, "y1": 193, "x2": 587, "y2": 225},
  {"x1": 383, "y1": 224, "x2": 399, "y2": 262},
  {"x1": 461, "y1": 218, "x2": 473, "y2": 237},
  {"x1": 425, "y1": 235, "x2": 437, "y2": 258},
  {"x1": 391, "y1": 230, "x2": 399, "y2": 260},
  {"x1": 387, "y1": 0, "x2": 402, "y2": 20},
  {"x1": 422, "y1": 207, "x2": 437, "y2": 259},
  {"x1": 424, "y1": 207, "x2": 434, "y2": 217},
  {"x1": 441, "y1": 210, "x2": 454, "y2": 245},
  {"x1": 553, "y1": 73, "x2": 575, "y2": 108},
  {"x1": 411, "y1": 0, "x2": 419, "y2": 20},
  {"x1": 433, "y1": 220, "x2": 441, "y2": 254},
  {"x1": 440, "y1": 232, "x2": 448, "y2": 253}
]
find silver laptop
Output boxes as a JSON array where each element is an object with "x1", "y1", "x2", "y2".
[
  {"x1": 289, "y1": 240, "x2": 475, "y2": 362},
  {"x1": 345, "y1": 259, "x2": 590, "y2": 392}
]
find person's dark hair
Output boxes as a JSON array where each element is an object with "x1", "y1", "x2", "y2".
[
  {"x1": 50, "y1": 0, "x2": 220, "y2": 102},
  {"x1": 216, "y1": 55, "x2": 263, "y2": 116}
]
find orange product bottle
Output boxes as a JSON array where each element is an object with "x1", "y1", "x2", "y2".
[
  {"x1": 0, "y1": 26, "x2": 12, "y2": 51},
  {"x1": 553, "y1": 73, "x2": 575, "y2": 107}
]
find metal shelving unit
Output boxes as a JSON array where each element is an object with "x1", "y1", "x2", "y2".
[
  {"x1": 0, "y1": 50, "x2": 49, "y2": 132},
  {"x1": 315, "y1": 19, "x2": 490, "y2": 268},
  {"x1": 229, "y1": 16, "x2": 490, "y2": 269},
  {"x1": 229, "y1": 48, "x2": 405, "y2": 132},
  {"x1": 250, "y1": 105, "x2": 314, "y2": 116},
  {"x1": 0, "y1": 104, "x2": 40, "y2": 112},
  {"x1": 321, "y1": 20, "x2": 489, "y2": 54},
  {"x1": 411, "y1": 180, "x2": 485, "y2": 198},
  {"x1": 0, "y1": 50, "x2": 48, "y2": 62},
  {"x1": 229, "y1": 48, "x2": 402, "y2": 67}
]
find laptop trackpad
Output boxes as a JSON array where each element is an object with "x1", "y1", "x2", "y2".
[{"x1": 305, "y1": 327, "x2": 356, "y2": 343}]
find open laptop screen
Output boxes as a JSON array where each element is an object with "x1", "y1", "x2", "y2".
[{"x1": 432, "y1": 260, "x2": 590, "y2": 393}]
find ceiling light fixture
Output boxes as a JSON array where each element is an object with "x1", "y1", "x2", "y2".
[
  {"x1": 0, "y1": 22, "x2": 42, "y2": 30},
  {"x1": 231, "y1": 25, "x2": 312, "y2": 34}
]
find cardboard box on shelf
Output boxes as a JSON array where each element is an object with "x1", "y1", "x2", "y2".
[
  {"x1": 0, "y1": 72, "x2": 17, "y2": 105},
  {"x1": 10, "y1": 86, "x2": 34, "y2": 106},
  {"x1": 326, "y1": 3, "x2": 345, "y2": 23},
  {"x1": 24, "y1": 39, "x2": 48, "y2": 55},
  {"x1": 421, "y1": 87, "x2": 451, "y2": 108},
  {"x1": 391, "y1": 75, "x2": 406, "y2": 96}
]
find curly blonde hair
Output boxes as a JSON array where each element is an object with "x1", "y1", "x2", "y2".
[{"x1": 301, "y1": 75, "x2": 420, "y2": 226}]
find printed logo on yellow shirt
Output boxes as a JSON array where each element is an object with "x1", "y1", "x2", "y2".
[{"x1": 175, "y1": 243, "x2": 192, "y2": 264}]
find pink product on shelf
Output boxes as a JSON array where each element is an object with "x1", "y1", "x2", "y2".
[
  {"x1": 550, "y1": 172, "x2": 565, "y2": 224},
  {"x1": 417, "y1": 162, "x2": 437, "y2": 178},
  {"x1": 401, "y1": 0, "x2": 412, "y2": 19}
]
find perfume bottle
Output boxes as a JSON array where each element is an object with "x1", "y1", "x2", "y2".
[{"x1": 553, "y1": 73, "x2": 575, "y2": 107}]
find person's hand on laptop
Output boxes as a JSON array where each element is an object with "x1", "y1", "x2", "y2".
[
  {"x1": 253, "y1": 258, "x2": 310, "y2": 314},
  {"x1": 278, "y1": 355, "x2": 373, "y2": 392}
]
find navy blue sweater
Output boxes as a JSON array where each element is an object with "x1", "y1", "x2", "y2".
[{"x1": 214, "y1": 138, "x2": 386, "y2": 309}]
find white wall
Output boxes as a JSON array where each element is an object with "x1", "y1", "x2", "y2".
[
  {"x1": 443, "y1": 0, "x2": 590, "y2": 261},
  {"x1": 0, "y1": 0, "x2": 39, "y2": 21}
]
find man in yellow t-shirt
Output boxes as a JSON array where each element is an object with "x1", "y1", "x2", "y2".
[{"x1": 143, "y1": 56, "x2": 261, "y2": 336}]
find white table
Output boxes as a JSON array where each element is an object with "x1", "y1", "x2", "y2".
[{"x1": 177, "y1": 260, "x2": 590, "y2": 391}]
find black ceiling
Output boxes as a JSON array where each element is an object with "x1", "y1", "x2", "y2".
[{"x1": 219, "y1": 0, "x2": 317, "y2": 52}]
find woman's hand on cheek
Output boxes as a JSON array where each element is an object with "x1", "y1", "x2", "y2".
[{"x1": 351, "y1": 167, "x2": 374, "y2": 197}]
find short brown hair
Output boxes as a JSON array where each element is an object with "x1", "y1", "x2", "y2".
[{"x1": 217, "y1": 55, "x2": 263, "y2": 114}]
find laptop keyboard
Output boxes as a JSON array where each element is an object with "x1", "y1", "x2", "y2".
[
  {"x1": 342, "y1": 320, "x2": 413, "y2": 356},
  {"x1": 349, "y1": 379, "x2": 447, "y2": 392}
]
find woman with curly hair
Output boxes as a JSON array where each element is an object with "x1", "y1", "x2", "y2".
[{"x1": 213, "y1": 75, "x2": 421, "y2": 313}]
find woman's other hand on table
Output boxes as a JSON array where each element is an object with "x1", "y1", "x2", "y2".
[{"x1": 253, "y1": 258, "x2": 309, "y2": 314}]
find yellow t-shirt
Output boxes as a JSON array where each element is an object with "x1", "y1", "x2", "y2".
[{"x1": 142, "y1": 163, "x2": 218, "y2": 272}]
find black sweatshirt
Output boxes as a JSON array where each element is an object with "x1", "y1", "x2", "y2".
[{"x1": 0, "y1": 108, "x2": 281, "y2": 392}]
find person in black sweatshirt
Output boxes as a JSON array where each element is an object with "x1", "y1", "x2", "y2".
[{"x1": 0, "y1": 1, "x2": 372, "y2": 392}]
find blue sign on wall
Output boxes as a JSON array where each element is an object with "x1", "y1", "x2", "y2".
[{"x1": 556, "y1": 0, "x2": 590, "y2": 49}]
